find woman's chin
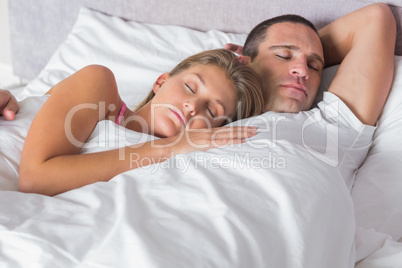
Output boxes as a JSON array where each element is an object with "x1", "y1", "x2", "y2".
[{"x1": 153, "y1": 124, "x2": 182, "y2": 138}]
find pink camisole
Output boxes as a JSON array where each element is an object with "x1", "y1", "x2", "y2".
[{"x1": 115, "y1": 102, "x2": 126, "y2": 125}]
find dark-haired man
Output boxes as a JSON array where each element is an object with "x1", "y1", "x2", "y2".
[{"x1": 226, "y1": 3, "x2": 395, "y2": 127}]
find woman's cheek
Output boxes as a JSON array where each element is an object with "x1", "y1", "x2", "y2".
[
  {"x1": 153, "y1": 114, "x2": 181, "y2": 138},
  {"x1": 187, "y1": 117, "x2": 213, "y2": 130}
]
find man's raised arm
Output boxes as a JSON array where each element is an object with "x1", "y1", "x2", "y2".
[{"x1": 319, "y1": 3, "x2": 396, "y2": 126}]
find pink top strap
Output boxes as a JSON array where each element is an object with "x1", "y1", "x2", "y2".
[{"x1": 115, "y1": 102, "x2": 126, "y2": 125}]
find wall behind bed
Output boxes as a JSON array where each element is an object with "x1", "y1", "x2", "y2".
[
  {"x1": 9, "y1": 0, "x2": 402, "y2": 80},
  {"x1": 0, "y1": 0, "x2": 11, "y2": 66}
]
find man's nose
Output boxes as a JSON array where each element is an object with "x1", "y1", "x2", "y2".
[{"x1": 289, "y1": 59, "x2": 309, "y2": 79}]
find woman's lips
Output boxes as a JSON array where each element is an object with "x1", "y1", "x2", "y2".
[{"x1": 169, "y1": 108, "x2": 186, "y2": 126}]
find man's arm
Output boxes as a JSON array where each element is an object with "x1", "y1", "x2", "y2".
[
  {"x1": 319, "y1": 3, "x2": 396, "y2": 126},
  {"x1": 0, "y1": 89, "x2": 19, "y2": 120}
]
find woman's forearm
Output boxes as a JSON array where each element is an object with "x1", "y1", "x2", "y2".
[
  {"x1": 19, "y1": 140, "x2": 171, "y2": 196},
  {"x1": 19, "y1": 126, "x2": 255, "y2": 196}
]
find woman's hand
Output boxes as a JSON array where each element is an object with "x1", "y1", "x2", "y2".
[{"x1": 155, "y1": 126, "x2": 258, "y2": 156}]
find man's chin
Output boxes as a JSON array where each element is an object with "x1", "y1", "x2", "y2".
[{"x1": 266, "y1": 100, "x2": 304, "y2": 113}]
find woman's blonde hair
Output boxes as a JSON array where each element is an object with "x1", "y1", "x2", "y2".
[{"x1": 135, "y1": 49, "x2": 264, "y2": 123}]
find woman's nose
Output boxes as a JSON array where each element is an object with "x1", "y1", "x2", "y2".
[{"x1": 184, "y1": 100, "x2": 198, "y2": 115}]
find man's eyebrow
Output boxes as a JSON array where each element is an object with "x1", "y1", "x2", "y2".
[
  {"x1": 193, "y1": 72, "x2": 226, "y2": 113},
  {"x1": 269, "y1": 45, "x2": 324, "y2": 66},
  {"x1": 269, "y1": 44, "x2": 299, "y2": 51}
]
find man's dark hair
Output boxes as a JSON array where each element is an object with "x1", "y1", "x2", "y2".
[{"x1": 243, "y1": 15, "x2": 318, "y2": 60}]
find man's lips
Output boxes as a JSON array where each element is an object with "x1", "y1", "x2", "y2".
[
  {"x1": 169, "y1": 108, "x2": 186, "y2": 126},
  {"x1": 282, "y1": 83, "x2": 307, "y2": 96}
]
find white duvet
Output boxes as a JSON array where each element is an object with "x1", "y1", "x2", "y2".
[
  {"x1": 0, "y1": 165, "x2": 356, "y2": 267},
  {"x1": 1, "y1": 93, "x2": 361, "y2": 268},
  {"x1": 0, "y1": 157, "x2": 354, "y2": 268}
]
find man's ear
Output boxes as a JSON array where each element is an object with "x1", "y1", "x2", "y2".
[
  {"x1": 152, "y1": 73, "x2": 170, "y2": 94},
  {"x1": 238, "y1": 55, "x2": 251, "y2": 65}
]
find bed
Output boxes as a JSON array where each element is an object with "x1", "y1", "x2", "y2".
[{"x1": 1, "y1": 0, "x2": 402, "y2": 267}]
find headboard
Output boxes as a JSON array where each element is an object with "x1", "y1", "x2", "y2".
[{"x1": 9, "y1": 0, "x2": 402, "y2": 80}]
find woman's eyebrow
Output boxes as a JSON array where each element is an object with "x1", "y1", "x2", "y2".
[
  {"x1": 193, "y1": 73, "x2": 206, "y2": 87},
  {"x1": 214, "y1": 99, "x2": 226, "y2": 114}
]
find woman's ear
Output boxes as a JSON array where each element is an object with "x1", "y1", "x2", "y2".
[{"x1": 152, "y1": 73, "x2": 170, "y2": 94}]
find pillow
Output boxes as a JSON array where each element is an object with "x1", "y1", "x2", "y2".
[
  {"x1": 18, "y1": 7, "x2": 247, "y2": 108},
  {"x1": 351, "y1": 55, "x2": 402, "y2": 242}
]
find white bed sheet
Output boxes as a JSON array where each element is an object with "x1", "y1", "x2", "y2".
[
  {"x1": 0, "y1": 162, "x2": 355, "y2": 268},
  {"x1": 0, "y1": 111, "x2": 357, "y2": 268}
]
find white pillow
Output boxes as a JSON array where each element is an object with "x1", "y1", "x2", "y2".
[
  {"x1": 352, "y1": 55, "x2": 402, "y2": 242},
  {"x1": 18, "y1": 7, "x2": 247, "y2": 108}
]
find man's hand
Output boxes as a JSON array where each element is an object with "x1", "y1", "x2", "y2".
[
  {"x1": 0, "y1": 89, "x2": 19, "y2": 120},
  {"x1": 224, "y1": 43, "x2": 244, "y2": 55}
]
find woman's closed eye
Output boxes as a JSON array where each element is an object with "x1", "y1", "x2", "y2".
[
  {"x1": 185, "y1": 83, "x2": 196, "y2": 93},
  {"x1": 185, "y1": 83, "x2": 214, "y2": 118},
  {"x1": 207, "y1": 106, "x2": 215, "y2": 118}
]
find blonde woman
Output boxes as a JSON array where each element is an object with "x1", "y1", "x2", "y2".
[{"x1": 19, "y1": 49, "x2": 264, "y2": 196}]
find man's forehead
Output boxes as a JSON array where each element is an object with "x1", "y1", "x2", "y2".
[
  {"x1": 265, "y1": 22, "x2": 318, "y2": 40},
  {"x1": 262, "y1": 22, "x2": 323, "y2": 54}
]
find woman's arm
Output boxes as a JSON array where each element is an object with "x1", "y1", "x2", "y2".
[
  {"x1": 19, "y1": 65, "x2": 256, "y2": 196},
  {"x1": 19, "y1": 65, "x2": 123, "y2": 195}
]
